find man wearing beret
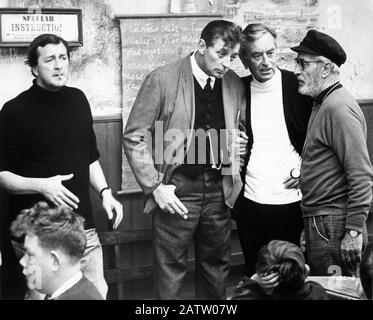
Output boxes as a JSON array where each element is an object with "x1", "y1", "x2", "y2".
[{"x1": 292, "y1": 30, "x2": 373, "y2": 276}]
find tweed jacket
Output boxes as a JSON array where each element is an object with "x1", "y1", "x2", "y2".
[{"x1": 123, "y1": 54, "x2": 246, "y2": 213}]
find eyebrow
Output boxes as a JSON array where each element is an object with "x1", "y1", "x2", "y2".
[
  {"x1": 251, "y1": 48, "x2": 275, "y2": 54},
  {"x1": 44, "y1": 53, "x2": 67, "y2": 59}
]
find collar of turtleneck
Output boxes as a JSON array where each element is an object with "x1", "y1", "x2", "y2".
[
  {"x1": 251, "y1": 67, "x2": 281, "y2": 88},
  {"x1": 31, "y1": 79, "x2": 66, "y2": 99}
]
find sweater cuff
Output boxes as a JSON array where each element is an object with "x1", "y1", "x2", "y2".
[{"x1": 345, "y1": 211, "x2": 368, "y2": 233}]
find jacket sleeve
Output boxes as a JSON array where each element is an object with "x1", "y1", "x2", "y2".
[{"x1": 122, "y1": 70, "x2": 164, "y2": 195}]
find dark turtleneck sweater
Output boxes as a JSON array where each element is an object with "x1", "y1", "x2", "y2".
[{"x1": 0, "y1": 80, "x2": 99, "y2": 228}]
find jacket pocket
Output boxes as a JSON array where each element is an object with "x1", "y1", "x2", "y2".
[{"x1": 169, "y1": 174, "x2": 183, "y2": 196}]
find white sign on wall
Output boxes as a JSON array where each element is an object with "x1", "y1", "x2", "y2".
[{"x1": 0, "y1": 9, "x2": 82, "y2": 47}]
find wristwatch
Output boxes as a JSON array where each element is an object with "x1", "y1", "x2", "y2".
[
  {"x1": 347, "y1": 229, "x2": 361, "y2": 238},
  {"x1": 290, "y1": 168, "x2": 300, "y2": 179}
]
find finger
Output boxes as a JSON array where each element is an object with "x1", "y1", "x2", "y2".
[
  {"x1": 61, "y1": 186, "x2": 80, "y2": 204},
  {"x1": 59, "y1": 173, "x2": 74, "y2": 181},
  {"x1": 173, "y1": 197, "x2": 188, "y2": 214},
  {"x1": 236, "y1": 135, "x2": 247, "y2": 142},
  {"x1": 113, "y1": 204, "x2": 123, "y2": 229},
  {"x1": 349, "y1": 250, "x2": 357, "y2": 271},
  {"x1": 284, "y1": 179, "x2": 298, "y2": 189},
  {"x1": 104, "y1": 205, "x2": 113, "y2": 220},
  {"x1": 356, "y1": 251, "x2": 362, "y2": 264},
  {"x1": 239, "y1": 131, "x2": 249, "y2": 140},
  {"x1": 262, "y1": 278, "x2": 280, "y2": 288},
  {"x1": 53, "y1": 197, "x2": 62, "y2": 207},
  {"x1": 59, "y1": 193, "x2": 79, "y2": 210},
  {"x1": 169, "y1": 202, "x2": 186, "y2": 218},
  {"x1": 283, "y1": 176, "x2": 292, "y2": 184},
  {"x1": 341, "y1": 250, "x2": 353, "y2": 271},
  {"x1": 167, "y1": 205, "x2": 176, "y2": 215},
  {"x1": 262, "y1": 273, "x2": 279, "y2": 283},
  {"x1": 54, "y1": 197, "x2": 74, "y2": 210}
]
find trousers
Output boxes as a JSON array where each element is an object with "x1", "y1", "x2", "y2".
[
  {"x1": 153, "y1": 168, "x2": 231, "y2": 299},
  {"x1": 236, "y1": 197, "x2": 303, "y2": 276}
]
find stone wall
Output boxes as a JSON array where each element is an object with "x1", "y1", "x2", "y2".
[{"x1": 0, "y1": 0, "x2": 372, "y2": 116}]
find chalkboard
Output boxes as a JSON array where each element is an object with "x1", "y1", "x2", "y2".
[{"x1": 118, "y1": 14, "x2": 221, "y2": 193}]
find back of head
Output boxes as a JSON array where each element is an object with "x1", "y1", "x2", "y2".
[
  {"x1": 11, "y1": 201, "x2": 86, "y2": 264},
  {"x1": 239, "y1": 23, "x2": 277, "y2": 63},
  {"x1": 200, "y1": 19, "x2": 241, "y2": 48},
  {"x1": 360, "y1": 242, "x2": 373, "y2": 300},
  {"x1": 256, "y1": 240, "x2": 308, "y2": 295}
]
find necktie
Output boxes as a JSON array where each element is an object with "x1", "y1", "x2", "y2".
[{"x1": 204, "y1": 77, "x2": 212, "y2": 95}]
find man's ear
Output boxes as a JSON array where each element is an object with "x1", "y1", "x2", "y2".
[
  {"x1": 50, "y1": 250, "x2": 62, "y2": 272},
  {"x1": 32, "y1": 66, "x2": 39, "y2": 78},
  {"x1": 305, "y1": 264, "x2": 310, "y2": 277},
  {"x1": 321, "y1": 62, "x2": 333, "y2": 78},
  {"x1": 198, "y1": 39, "x2": 207, "y2": 55}
]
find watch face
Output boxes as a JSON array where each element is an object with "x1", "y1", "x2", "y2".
[
  {"x1": 291, "y1": 168, "x2": 300, "y2": 179},
  {"x1": 349, "y1": 230, "x2": 358, "y2": 237}
]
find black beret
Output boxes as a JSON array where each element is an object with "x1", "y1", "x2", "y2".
[{"x1": 291, "y1": 30, "x2": 347, "y2": 67}]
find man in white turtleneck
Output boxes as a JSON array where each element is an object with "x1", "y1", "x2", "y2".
[{"x1": 234, "y1": 23, "x2": 313, "y2": 281}]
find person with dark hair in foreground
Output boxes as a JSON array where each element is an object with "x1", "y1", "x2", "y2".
[
  {"x1": 230, "y1": 240, "x2": 329, "y2": 300},
  {"x1": 10, "y1": 202, "x2": 103, "y2": 300}
]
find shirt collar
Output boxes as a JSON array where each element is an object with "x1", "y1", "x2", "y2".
[
  {"x1": 190, "y1": 51, "x2": 216, "y2": 89},
  {"x1": 49, "y1": 270, "x2": 83, "y2": 300},
  {"x1": 314, "y1": 81, "x2": 342, "y2": 105}
]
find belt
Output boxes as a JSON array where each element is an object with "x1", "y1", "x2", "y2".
[{"x1": 175, "y1": 164, "x2": 221, "y2": 180}]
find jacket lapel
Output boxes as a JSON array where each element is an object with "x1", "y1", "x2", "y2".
[
  {"x1": 222, "y1": 76, "x2": 234, "y2": 130},
  {"x1": 178, "y1": 56, "x2": 194, "y2": 127}
]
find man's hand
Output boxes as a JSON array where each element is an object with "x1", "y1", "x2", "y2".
[
  {"x1": 283, "y1": 175, "x2": 299, "y2": 189},
  {"x1": 153, "y1": 183, "x2": 188, "y2": 219},
  {"x1": 251, "y1": 271, "x2": 279, "y2": 295},
  {"x1": 340, "y1": 231, "x2": 363, "y2": 275},
  {"x1": 38, "y1": 174, "x2": 79, "y2": 210},
  {"x1": 101, "y1": 190, "x2": 123, "y2": 229},
  {"x1": 236, "y1": 130, "x2": 249, "y2": 156},
  {"x1": 235, "y1": 130, "x2": 248, "y2": 173}
]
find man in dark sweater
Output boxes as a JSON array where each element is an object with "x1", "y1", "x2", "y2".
[
  {"x1": 292, "y1": 30, "x2": 373, "y2": 276},
  {"x1": 234, "y1": 23, "x2": 312, "y2": 279},
  {"x1": 123, "y1": 20, "x2": 246, "y2": 299},
  {"x1": 10, "y1": 202, "x2": 103, "y2": 300},
  {"x1": 0, "y1": 34, "x2": 123, "y2": 299}
]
